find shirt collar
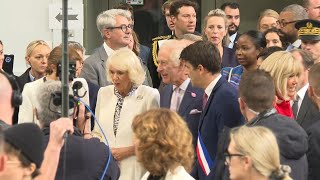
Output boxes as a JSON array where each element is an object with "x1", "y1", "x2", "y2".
[
  {"x1": 229, "y1": 32, "x2": 238, "y2": 43},
  {"x1": 205, "y1": 74, "x2": 222, "y2": 99},
  {"x1": 297, "y1": 83, "x2": 309, "y2": 100},
  {"x1": 173, "y1": 78, "x2": 190, "y2": 92},
  {"x1": 292, "y1": 39, "x2": 301, "y2": 48},
  {"x1": 28, "y1": 70, "x2": 35, "y2": 82},
  {"x1": 103, "y1": 42, "x2": 114, "y2": 57}
]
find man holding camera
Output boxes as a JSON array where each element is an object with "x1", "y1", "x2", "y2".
[
  {"x1": 35, "y1": 80, "x2": 120, "y2": 180},
  {"x1": 0, "y1": 72, "x2": 74, "y2": 180}
]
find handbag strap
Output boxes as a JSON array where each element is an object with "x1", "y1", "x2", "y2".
[{"x1": 227, "y1": 68, "x2": 234, "y2": 82}]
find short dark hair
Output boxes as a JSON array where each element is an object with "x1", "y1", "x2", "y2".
[
  {"x1": 258, "y1": 46, "x2": 283, "y2": 61},
  {"x1": 0, "y1": 40, "x2": 2, "y2": 45},
  {"x1": 170, "y1": 0, "x2": 199, "y2": 17},
  {"x1": 161, "y1": 1, "x2": 172, "y2": 15},
  {"x1": 220, "y1": 2, "x2": 240, "y2": 11},
  {"x1": 239, "y1": 69, "x2": 275, "y2": 112},
  {"x1": 290, "y1": 49, "x2": 314, "y2": 69},
  {"x1": 303, "y1": 0, "x2": 310, "y2": 7},
  {"x1": 113, "y1": 2, "x2": 134, "y2": 19},
  {"x1": 240, "y1": 30, "x2": 266, "y2": 49},
  {"x1": 180, "y1": 40, "x2": 221, "y2": 74}
]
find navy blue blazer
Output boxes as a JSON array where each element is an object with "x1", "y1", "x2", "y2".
[
  {"x1": 222, "y1": 47, "x2": 238, "y2": 68},
  {"x1": 160, "y1": 82, "x2": 204, "y2": 147},
  {"x1": 193, "y1": 77, "x2": 244, "y2": 180},
  {"x1": 296, "y1": 92, "x2": 320, "y2": 131}
]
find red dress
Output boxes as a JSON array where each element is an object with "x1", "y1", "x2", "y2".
[{"x1": 275, "y1": 99, "x2": 294, "y2": 119}]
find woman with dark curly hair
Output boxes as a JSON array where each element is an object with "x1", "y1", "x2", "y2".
[
  {"x1": 264, "y1": 28, "x2": 289, "y2": 49},
  {"x1": 132, "y1": 109, "x2": 195, "y2": 180}
]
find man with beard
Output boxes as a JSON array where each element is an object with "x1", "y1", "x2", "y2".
[
  {"x1": 278, "y1": 4, "x2": 308, "y2": 51},
  {"x1": 221, "y1": 2, "x2": 241, "y2": 49}
]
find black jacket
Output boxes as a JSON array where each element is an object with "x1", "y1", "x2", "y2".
[
  {"x1": 42, "y1": 127, "x2": 120, "y2": 180},
  {"x1": 306, "y1": 118, "x2": 320, "y2": 180},
  {"x1": 212, "y1": 109, "x2": 308, "y2": 180},
  {"x1": 247, "y1": 109, "x2": 308, "y2": 180}
]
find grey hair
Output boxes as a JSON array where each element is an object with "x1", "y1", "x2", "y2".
[
  {"x1": 161, "y1": 40, "x2": 193, "y2": 66},
  {"x1": 281, "y1": 4, "x2": 308, "y2": 20},
  {"x1": 36, "y1": 80, "x2": 69, "y2": 126},
  {"x1": 96, "y1": 9, "x2": 131, "y2": 38},
  {"x1": 290, "y1": 49, "x2": 315, "y2": 69}
]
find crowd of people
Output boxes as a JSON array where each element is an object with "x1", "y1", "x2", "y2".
[{"x1": 1, "y1": 0, "x2": 320, "y2": 180}]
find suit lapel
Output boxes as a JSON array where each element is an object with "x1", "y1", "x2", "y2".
[
  {"x1": 297, "y1": 93, "x2": 311, "y2": 124},
  {"x1": 98, "y1": 46, "x2": 108, "y2": 70},
  {"x1": 160, "y1": 84, "x2": 173, "y2": 108},
  {"x1": 198, "y1": 78, "x2": 224, "y2": 129},
  {"x1": 178, "y1": 82, "x2": 194, "y2": 116}
]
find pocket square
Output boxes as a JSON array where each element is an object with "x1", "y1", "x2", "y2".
[{"x1": 189, "y1": 109, "x2": 202, "y2": 115}]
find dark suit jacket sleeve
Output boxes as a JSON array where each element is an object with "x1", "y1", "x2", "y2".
[
  {"x1": 85, "y1": 138, "x2": 120, "y2": 180},
  {"x1": 307, "y1": 122, "x2": 320, "y2": 180}
]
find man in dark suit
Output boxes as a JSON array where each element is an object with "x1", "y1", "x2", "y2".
[
  {"x1": 180, "y1": 41, "x2": 244, "y2": 180},
  {"x1": 306, "y1": 63, "x2": 320, "y2": 180},
  {"x1": 157, "y1": 39, "x2": 203, "y2": 147},
  {"x1": 80, "y1": 9, "x2": 132, "y2": 87},
  {"x1": 291, "y1": 48, "x2": 320, "y2": 130},
  {"x1": 221, "y1": 2, "x2": 241, "y2": 50}
]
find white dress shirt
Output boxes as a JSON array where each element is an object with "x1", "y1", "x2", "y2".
[
  {"x1": 205, "y1": 74, "x2": 222, "y2": 101},
  {"x1": 228, "y1": 32, "x2": 238, "y2": 49}
]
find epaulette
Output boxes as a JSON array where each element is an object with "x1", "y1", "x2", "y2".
[
  {"x1": 152, "y1": 35, "x2": 173, "y2": 67},
  {"x1": 152, "y1": 35, "x2": 172, "y2": 42}
]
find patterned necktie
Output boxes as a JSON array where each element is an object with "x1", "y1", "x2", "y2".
[
  {"x1": 202, "y1": 93, "x2": 208, "y2": 110},
  {"x1": 292, "y1": 95, "x2": 300, "y2": 119}
]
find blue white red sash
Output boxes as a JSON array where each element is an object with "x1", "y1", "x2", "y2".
[{"x1": 196, "y1": 132, "x2": 214, "y2": 176}]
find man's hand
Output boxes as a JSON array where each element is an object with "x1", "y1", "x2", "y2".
[
  {"x1": 49, "y1": 118, "x2": 74, "y2": 148},
  {"x1": 74, "y1": 103, "x2": 91, "y2": 133}
]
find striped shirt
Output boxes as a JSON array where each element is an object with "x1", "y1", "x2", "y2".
[{"x1": 221, "y1": 65, "x2": 244, "y2": 90}]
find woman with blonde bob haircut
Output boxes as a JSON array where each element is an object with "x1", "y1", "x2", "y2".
[
  {"x1": 226, "y1": 126, "x2": 292, "y2": 180},
  {"x1": 106, "y1": 47, "x2": 145, "y2": 86},
  {"x1": 94, "y1": 48, "x2": 160, "y2": 180},
  {"x1": 132, "y1": 109, "x2": 195, "y2": 180},
  {"x1": 203, "y1": 9, "x2": 237, "y2": 67},
  {"x1": 259, "y1": 51, "x2": 302, "y2": 118}
]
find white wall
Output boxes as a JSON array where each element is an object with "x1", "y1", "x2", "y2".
[{"x1": 0, "y1": 0, "x2": 83, "y2": 75}]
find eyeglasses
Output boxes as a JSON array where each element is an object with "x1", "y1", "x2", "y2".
[
  {"x1": 107, "y1": 24, "x2": 134, "y2": 33},
  {"x1": 224, "y1": 152, "x2": 244, "y2": 165},
  {"x1": 6, "y1": 160, "x2": 22, "y2": 167},
  {"x1": 278, "y1": 20, "x2": 298, "y2": 27}
]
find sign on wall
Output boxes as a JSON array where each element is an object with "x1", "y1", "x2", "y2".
[
  {"x1": 126, "y1": 0, "x2": 144, "y2": 5},
  {"x1": 49, "y1": 3, "x2": 83, "y2": 29}
]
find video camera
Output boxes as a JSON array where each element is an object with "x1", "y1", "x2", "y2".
[{"x1": 56, "y1": 61, "x2": 76, "y2": 81}]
